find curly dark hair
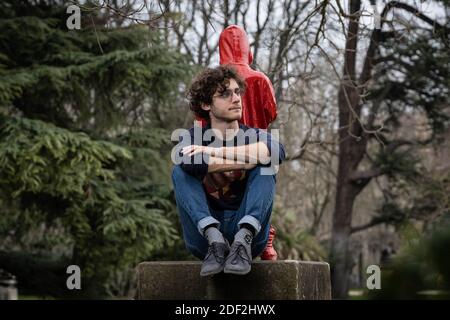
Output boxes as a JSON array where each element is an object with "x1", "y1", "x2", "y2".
[{"x1": 186, "y1": 65, "x2": 246, "y2": 121}]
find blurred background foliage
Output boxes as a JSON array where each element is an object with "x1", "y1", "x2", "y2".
[
  {"x1": 364, "y1": 170, "x2": 450, "y2": 299},
  {"x1": 0, "y1": 0, "x2": 193, "y2": 298}
]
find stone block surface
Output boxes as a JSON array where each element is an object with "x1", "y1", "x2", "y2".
[{"x1": 137, "y1": 260, "x2": 331, "y2": 300}]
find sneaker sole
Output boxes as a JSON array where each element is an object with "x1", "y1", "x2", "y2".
[
  {"x1": 223, "y1": 266, "x2": 251, "y2": 275},
  {"x1": 200, "y1": 266, "x2": 225, "y2": 277}
]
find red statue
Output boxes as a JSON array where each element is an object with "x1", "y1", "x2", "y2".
[
  {"x1": 219, "y1": 25, "x2": 278, "y2": 260},
  {"x1": 218, "y1": 25, "x2": 277, "y2": 129}
]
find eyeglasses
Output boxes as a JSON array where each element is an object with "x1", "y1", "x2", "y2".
[{"x1": 213, "y1": 88, "x2": 243, "y2": 100}]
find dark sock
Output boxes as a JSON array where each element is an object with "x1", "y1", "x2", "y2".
[
  {"x1": 204, "y1": 225, "x2": 225, "y2": 245},
  {"x1": 234, "y1": 226, "x2": 253, "y2": 246},
  {"x1": 240, "y1": 223, "x2": 256, "y2": 237}
]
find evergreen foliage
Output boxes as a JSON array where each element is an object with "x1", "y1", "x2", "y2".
[
  {"x1": 0, "y1": 0, "x2": 193, "y2": 298},
  {"x1": 364, "y1": 26, "x2": 450, "y2": 228}
]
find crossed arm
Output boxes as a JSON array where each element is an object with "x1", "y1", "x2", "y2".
[{"x1": 181, "y1": 142, "x2": 270, "y2": 173}]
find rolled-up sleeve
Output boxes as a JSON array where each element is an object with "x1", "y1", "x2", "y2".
[
  {"x1": 197, "y1": 216, "x2": 221, "y2": 235},
  {"x1": 238, "y1": 215, "x2": 262, "y2": 235}
]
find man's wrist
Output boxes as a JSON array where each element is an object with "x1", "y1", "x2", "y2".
[
  {"x1": 211, "y1": 147, "x2": 222, "y2": 158},
  {"x1": 222, "y1": 146, "x2": 237, "y2": 161}
]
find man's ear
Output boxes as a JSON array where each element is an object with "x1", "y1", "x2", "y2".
[{"x1": 201, "y1": 103, "x2": 211, "y2": 112}]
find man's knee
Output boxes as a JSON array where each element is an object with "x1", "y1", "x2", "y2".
[
  {"x1": 172, "y1": 165, "x2": 185, "y2": 182},
  {"x1": 248, "y1": 165, "x2": 277, "y2": 183},
  {"x1": 172, "y1": 165, "x2": 197, "y2": 192}
]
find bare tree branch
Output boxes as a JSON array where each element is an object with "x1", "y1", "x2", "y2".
[{"x1": 349, "y1": 167, "x2": 384, "y2": 182}]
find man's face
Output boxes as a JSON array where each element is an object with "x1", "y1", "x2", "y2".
[{"x1": 203, "y1": 78, "x2": 242, "y2": 122}]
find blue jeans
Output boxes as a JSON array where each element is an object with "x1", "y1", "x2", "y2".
[{"x1": 172, "y1": 165, "x2": 276, "y2": 260}]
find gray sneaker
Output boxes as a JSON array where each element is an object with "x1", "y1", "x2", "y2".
[
  {"x1": 224, "y1": 240, "x2": 252, "y2": 275},
  {"x1": 200, "y1": 241, "x2": 230, "y2": 277}
]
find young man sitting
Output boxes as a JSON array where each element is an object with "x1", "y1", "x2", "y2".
[{"x1": 172, "y1": 65, "x2": 285, "y2": 276}]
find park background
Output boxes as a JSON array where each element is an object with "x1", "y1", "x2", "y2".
[{"x1": 0, "y1": 0, "x2": 449, "y2": 299}]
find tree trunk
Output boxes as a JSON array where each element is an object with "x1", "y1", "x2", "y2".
[
  {"x1": 328, "y1": 0, "x2": 447, "y2": 299},
  {"x1": 330, "y1": 151, "x2": 361, "y2": 298},
  {"x1": 330, "y1": 0, "x2": 365, "y2": 299}
]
